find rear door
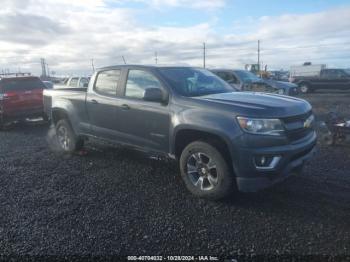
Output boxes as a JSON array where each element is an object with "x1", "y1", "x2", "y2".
[
  {"x1": 115, "y1": 68, "x2": 170, "y2": 152},
  {"x1": 1, "y1": 77, "x2": 45, "y2": 115},
  {"x1": 86, "y1": 69, "x2": 124, "y2": 140}
]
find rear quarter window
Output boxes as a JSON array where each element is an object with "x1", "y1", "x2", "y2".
[{"x1": 1, "y1": 78, "x2": 45, "y2": 92}]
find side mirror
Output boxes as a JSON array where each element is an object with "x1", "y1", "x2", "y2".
[
  {"x1": 143, "y1": 88, "x2": 164, "y2": 102},
  {"x1": 83, "y1": 83, "x2": 89, "y2": 88}
]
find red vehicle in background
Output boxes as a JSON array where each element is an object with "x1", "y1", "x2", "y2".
[{"x1": 0, "y1": 76, "x2": 47, "y2": 129}]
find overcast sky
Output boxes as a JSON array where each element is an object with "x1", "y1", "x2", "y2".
[{"x1": 0, "y1": 0, "x2": 350, "y2": 76}]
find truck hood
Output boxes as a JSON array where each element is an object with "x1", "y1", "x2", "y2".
[
  {"x1": 197, "y1": 92, "x2": 311, "y2": 118},
  {"x1": 264, "y1": 79, "x2": 297, "y2": 89}
]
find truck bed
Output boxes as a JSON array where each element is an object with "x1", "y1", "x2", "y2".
[{"x1": 43, "y1": 87, "x2": 88, "y2": 122}]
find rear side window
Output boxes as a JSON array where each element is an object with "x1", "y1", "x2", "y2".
[
  {"x1": 94, "y1": 70, "x2": 121, "y2": 96},
  {"x1": 1, "y1": 78, "x2": 45, "y2": 92}
]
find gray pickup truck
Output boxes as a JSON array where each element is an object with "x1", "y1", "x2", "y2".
[{"x1": 44, "y1": 65, "x2": 317, "y2": 199}]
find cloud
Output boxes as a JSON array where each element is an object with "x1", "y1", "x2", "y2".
[
  {"x1": 0, "y1": 1, "x2": 349, "y2": 75},
  {"x1": 0, "y1": 13, "x2": 70, "y2": 46},
  {"x1": 143, "y1": 0, "x2": 226, "y2": 10}
]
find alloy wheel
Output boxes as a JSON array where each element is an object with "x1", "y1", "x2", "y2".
[
  {"x1": 57, "y1": 126, "x2": 71, "y2": 151},
  {"x1": 186, "y1": 152, "x2": 219, "y2": 191}
]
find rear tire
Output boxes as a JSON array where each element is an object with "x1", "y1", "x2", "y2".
[
  {"x1": 179, "y1": 141, "x2": 235, "y2": 200},
  {"x1": 55, "y1": 119, "x2": 84, "y2": 153}
]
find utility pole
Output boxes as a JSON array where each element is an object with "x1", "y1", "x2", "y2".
[
  {"x1": 122, "y1": 56, "x2": 126, "y2": 65},
  {"x1": 46, "y1": 63, "x2": 50, "y2": 77},
  {"x1": 91, "y1": 59, "x2": 95, "y2": 72},
  {"x1": 155, "y1": 52, "x2": 158, "y2": 64},
  {"x1": 203, "y1": 42, "x2": 206, "y2": 68},
  {"x1": 40, "y1": 58, "x2": 47, "y2": 78},
  {"x1": 257, "y1": 40, "x2": 260, "y2": 72}
]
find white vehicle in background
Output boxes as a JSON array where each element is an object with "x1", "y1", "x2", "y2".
[
  {"x1": 290, "y1": 63, "x2": 326, "y2": 78},
  {"x1": 54, "y1": 77, "x2": 90, "y2": 89},
  {"x1": 289, "y1": 62, "x2": 350, "y2": 93}
]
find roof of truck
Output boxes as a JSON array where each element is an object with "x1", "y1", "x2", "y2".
[{"x1": 98, "y1": 64, "x2": 194, "y2": 71}]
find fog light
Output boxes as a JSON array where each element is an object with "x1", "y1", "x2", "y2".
[{"x1": 254, "y1": 155, "x2": 281, "y2": 170}]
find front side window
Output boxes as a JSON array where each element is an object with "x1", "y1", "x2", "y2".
[
  {"x1": 159, "y1": 68, "x2": 232, "y2": 97},
  {"x1": 323, "y1": 70, "x2": 337, "y2": 78},
  {"x1": 94, "y1": 70, "x2": 120, "y2": 96},
  {"x1": 125, "y1": 70, "x2": 162, "y2": 99}
]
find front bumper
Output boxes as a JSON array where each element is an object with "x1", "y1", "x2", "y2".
[{"x1": 233, "y1": 131, "x2": 317, "y2": 192}]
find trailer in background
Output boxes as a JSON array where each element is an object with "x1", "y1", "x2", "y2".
[{"x1": 290, "y1": 62, "x2": 326, "y2": 78}]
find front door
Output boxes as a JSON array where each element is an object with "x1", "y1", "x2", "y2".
[{"x1": 116, "y1": 69, "x2": 170, "y2": 152}]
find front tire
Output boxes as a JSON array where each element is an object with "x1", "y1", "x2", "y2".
[
  {"x1": 179, "y1": 141, "x2": 235, "y2": 200},
  {"x1": 55, "y1": 119, "x2": 84, "y2": 153},
  {"x1": 300, "y1": 83, "x2": 310, "y2": 94}
]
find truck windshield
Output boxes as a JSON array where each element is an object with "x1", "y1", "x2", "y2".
[
  {"x1": 159, "y1": 68, "x2": 233, "y2": 97},
  {"x1": 234, "y1": 70, "x2": 262, "y2": 82}
]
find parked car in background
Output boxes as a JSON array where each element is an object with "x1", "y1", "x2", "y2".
[
  {"x1": 290, "y1": 63, "x2": 350, "y2": 93},
  {"x1": 212, "y1": 69, "x2": 299, "y2": 96},
  {"x1": 0, "y1": 76, "x2": 47, "y2": 129},
  {"x1": 44, "y1": 65, "x2": 316, "y2": 200},
  {"x1": 268, "y1": 70, "x2": 290, "y2": 82},
  {"x1": 54, "y1": 76, "x2": 90, "y2": 89}
]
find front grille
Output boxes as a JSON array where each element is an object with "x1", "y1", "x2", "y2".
[
  {"x1": 282, "y1": 111, "x2": 314, "y2": 143},
  {"x1": 283, "y1": 111, "x2": 312, "y2": 124}
]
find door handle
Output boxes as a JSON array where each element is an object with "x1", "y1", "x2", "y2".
[
  {"x1": 121, "y1": 104, "x2": 130, "y2": 110},
  {"x1": 91, "y1": 99, "x2": 98, "y2": 104}
]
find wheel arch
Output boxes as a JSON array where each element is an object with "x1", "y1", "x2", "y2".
[{"x1": 173, "y1": 128, "x2": 233, "y2": 168}]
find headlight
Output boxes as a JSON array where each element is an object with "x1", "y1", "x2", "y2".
[{"x1": 237, "y1": 117, "x2": 285, "y2": 136}]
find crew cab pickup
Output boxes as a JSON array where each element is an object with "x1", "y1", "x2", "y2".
[
  {"x1": 0, "y1": 76, "x2": 47, "y2": 129},
  {"x1": 290, "y1": 66, "x2": 350, "y2": 93},
  {"x1": 44, "y1": 65, "x2": 317, "y2": 199}
]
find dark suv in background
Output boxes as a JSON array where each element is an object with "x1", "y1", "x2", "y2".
[
  {"x1": 0, "y1": 76, "x2": 46, "y2": 129},
  {"x1": 212, "y1": 69, "x2": 299, "y2": 96}
]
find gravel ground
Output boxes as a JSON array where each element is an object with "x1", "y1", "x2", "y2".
[{"x1": 0, "y1": 95, "x2": 350, "y2": 260}]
